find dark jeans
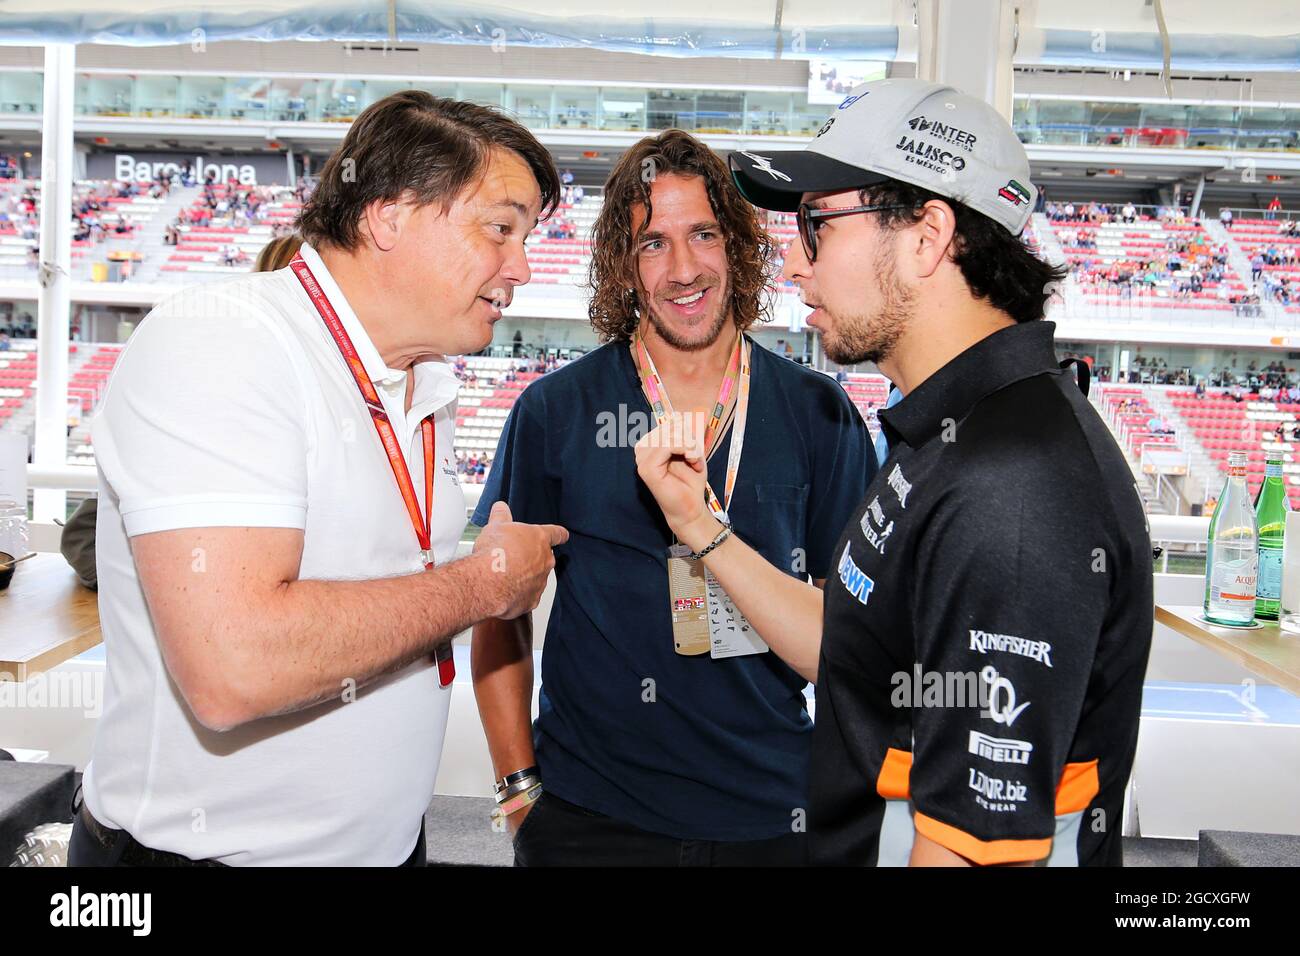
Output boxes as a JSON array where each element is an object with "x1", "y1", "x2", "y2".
[
  {"x1": 512, "y1": 792, "x2": 808, "y2": 867},
  {"x1": 68, "y1": 807, "x2": 427, "y2": 867}
]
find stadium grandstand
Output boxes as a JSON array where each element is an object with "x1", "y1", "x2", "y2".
[{"x1": 1, "y1": 1, "x2": 1298, "y2": 879}]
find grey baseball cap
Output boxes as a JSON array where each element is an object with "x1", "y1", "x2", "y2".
[{"x1": 729, "y1": 78, "x2": 1038, "y2": 236}]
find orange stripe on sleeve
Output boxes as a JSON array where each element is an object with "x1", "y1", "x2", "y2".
[
  {"x1": 914, "y1": 812, "x2": 1053, "y2": 865},
  {"x1": 876, "y1": 748, "x2": 912, "y2": 800},
  {"x1": 1055, "y1": 759, "x2": 1100, "y2": 816}
]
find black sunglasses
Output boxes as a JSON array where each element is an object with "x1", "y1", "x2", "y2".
[{"x1": 796, "y1": 202, "x2": 912, "y2": 263}]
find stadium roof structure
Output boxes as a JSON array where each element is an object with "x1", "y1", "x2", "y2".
[{"x1": 0, "y1": 0, "x2": 1295, "y2": 71}]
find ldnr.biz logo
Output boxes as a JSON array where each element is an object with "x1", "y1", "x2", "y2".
[{"x1": 50, "y1": 886, "x2": 151, "y2": 936}]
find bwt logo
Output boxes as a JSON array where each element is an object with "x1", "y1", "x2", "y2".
[{"x1": 114, "y1": 153, "x2": 258, "y2": 186}]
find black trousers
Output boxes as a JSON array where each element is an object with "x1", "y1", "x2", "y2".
[
  {"x1": 68, "y1": 807, "x2": 427, "y2": 867},
  {"x1": 512, "y1": 792, "x2": 807, "y2": 867}
]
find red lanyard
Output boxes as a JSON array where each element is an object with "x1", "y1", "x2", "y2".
[{"x1": 290, "y1": 252, "x2": 455, "y2": 686}]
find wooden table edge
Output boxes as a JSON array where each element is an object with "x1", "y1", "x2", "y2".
[{"x1": 1154, "y1": 604, "x2": 1300, "y2": 696}]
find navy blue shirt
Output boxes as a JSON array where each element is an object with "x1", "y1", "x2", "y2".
[{"x1": 472, "y1": 336, "x2": 874, "y2": 840}]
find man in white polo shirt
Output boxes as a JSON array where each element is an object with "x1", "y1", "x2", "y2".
[{"x1": 71, "y1": 91, "x2": 568, "y2": 867}]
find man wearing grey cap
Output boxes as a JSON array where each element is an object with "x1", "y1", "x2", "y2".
[{"x1": 633, "y1": 79, "x2": 1153, "y2": 866}]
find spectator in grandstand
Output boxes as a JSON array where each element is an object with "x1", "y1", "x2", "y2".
[
  {"x1": 1252, "y1": 252, "x2": 1265, "y2": 282},
  {"x1": 1120, "y1": 201, "x2": 1137, "y2": 223},
  {"x1": 0, "y1": 331, "x2": 9, "y2": 351},
  {"x1": 1220, "y1": 206, "x2": 1233, "y2": 230},
  {"x1": 472, "y1": 128, "x2": 873, "y2": 867},
  {"x1": 1267, "y1": 196, "x2": 1283, "y2": 220},
  {"x1": 716, "y1": 78, "x2": 1149, "y2": 867},
  {"x1": 253, "y1": 233, "x2": 303, "y2": 273},
  {"x1": 71, "y1": 91, "x2": 567, "y2": 868}
]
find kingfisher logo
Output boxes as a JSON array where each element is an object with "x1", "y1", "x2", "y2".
[
  {"x1": 969, "y1": 629, "x2": 1053, "y2": 667},
  {"x1": 837, "y1": 542, "x2": 875, "y2": 606},
  {"x1": 999, "y1": 179, "x2": 1031, "y2": 207}
]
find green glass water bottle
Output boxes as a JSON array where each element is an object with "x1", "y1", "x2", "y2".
[{"x1": 1254, "y1": 456, "x2": 1291, "y2": 620}]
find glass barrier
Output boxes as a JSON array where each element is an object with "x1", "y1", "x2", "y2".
[
  {"x1": 1013, "y1": 97, "x2": 1300, "y2": 152},
  {"x1": 5, "y1": 70, "x2": 1300, "y2": 147}
]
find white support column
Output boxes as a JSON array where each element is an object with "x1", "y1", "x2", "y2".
[
  {"x1": 1189, "y1": 174, "x2": 1206, "y2": 219},
  {"x1": 33, "y1": 43, "x2": 75, "y2": 522},
  {"x1": 916, "y1": 0, "x2": 1016, "y2": 120}
]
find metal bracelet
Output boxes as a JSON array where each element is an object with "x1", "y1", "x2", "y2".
[
  {"x1": 493, "y1": 765, "x2": 540, "y2": 795},
  {"x1": 490, "y1": 782, "x2": 544, "y2": 821},
  {"x1": 494, "y1": 775, "x2": 541, "y2": 804}
]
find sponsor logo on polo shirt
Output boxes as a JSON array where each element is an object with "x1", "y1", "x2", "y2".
[
  {"x1": 998, "y1": 179, "x2": 1031, "y2": 207},
  {"x1": 838, "y1": 92, "x2": 867, "y2": 110},
  {"x1": 968, "y1": 768, "x2": 1028, "y2": 812},
  {"x1": 907, "y1": 115, "x2": 977, "y2": 151},
  {"x1": 859, "y1": 495, "x2": 894, "y2": 555},
  {"x1": 893, "y1": 136, "x2": 967, "y2": 175},
  {"x1": 886, "y1": 463, "x2": 912, "y2": 508},
  {"x1": 867, "y1": 495, "x2": 886, "y2": 526},
  {"x1": 980, "y1": 665, "x2": 1030, "y2": 727},
  {"x1": 837, "y1": 542, "x2": 875, "y2": 606},
  {"x1": 968, "y1": 629, "x2": 1054, "y2": 668},
  {"x1": 968, "y1": 730, "x2": 1034, "y2": 765},
  {"x1": 738, "y1": 151, "x2": 791, "y2": 183},
  {"x1": 816, "y1": 116, "x2": 836, "y2": 138}
]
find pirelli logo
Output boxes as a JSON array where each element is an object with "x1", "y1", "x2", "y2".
[
  {"x1": 968, "y1": 730, "x2": 1034, "y2": 765},
  {"x1": 968, "y1": 629, "x2": 1053, "y2": 668}
]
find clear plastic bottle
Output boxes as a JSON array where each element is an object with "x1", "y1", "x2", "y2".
[{"x1": 1203, "y1": 452, "x2": 1259, "y2": 626}]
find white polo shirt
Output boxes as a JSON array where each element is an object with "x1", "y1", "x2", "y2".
[{"x1": 84, "y1": 242, "x2": 466, "y2": 866}]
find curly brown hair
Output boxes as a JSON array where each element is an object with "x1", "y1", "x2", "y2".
[{"x1": 587, "y1": 130, "x2": 777, "y2": 342}]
